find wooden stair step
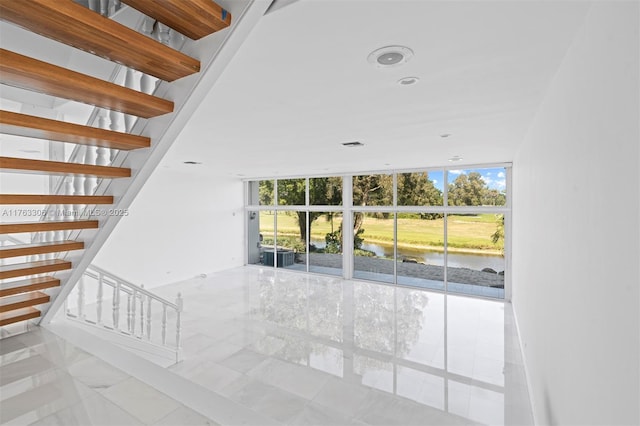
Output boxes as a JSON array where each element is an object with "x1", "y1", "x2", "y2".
[
  {"x1": 0, "y1": 241, "x2": 84, "y2": 259},
  {"x1": 0, "y1": 111, "x2": 151, "y2": 150},
  {"x1": 0, "y1": 49, "x2": 174, "y2": 118},
  {"x1": 0, "y1": 221, "x2": 99, "y2": 235},
  {"x1": 0, "y1": 157, "x2": 131, "y2": 178},
  {"x1": 0, "y1": 259, "x2": 72, "y2": 280},
  {"x1": 0, "y1": 291, "x2": 50, "y2": 313},
  {"x1": 0, "y1": 307, "x2": 40, "y2": 326},
  {"x1": 0, "y1": 0, "x2": 200, "y2": 82},
  {"x1": 0, "y1": 277, "x2": 60, "y2": 297},
  {"x1": 0, "y1": 195, "x2": 113, "y2": 205},
  {"x1": 122, "y1": 0, "x2": 231, "y2": 40}
]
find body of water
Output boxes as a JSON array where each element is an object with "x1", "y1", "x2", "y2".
[{"x1": 311, "y1": 240, "x2": 504, "y2": 272}]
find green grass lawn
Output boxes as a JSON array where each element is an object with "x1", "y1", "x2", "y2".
[{"x1": 259, "y1": 211, "x2": 503, "y2": 254}]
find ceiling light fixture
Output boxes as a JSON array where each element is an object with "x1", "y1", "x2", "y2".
[
  {"x1": 342, "y1": 141, "x2": 364, "y2": 147},
  {"x1": 448, "y1": 156, "x2": 463, "y2": 162},
  {"x1": 440, "y1": 133, "x2": 451, "y2": 138},
  {"x1": 368, "y1": 45, "x2": 414, "y2": 68},
  {"x1": 397, "y1": 76, "x2": 419, "y2": 86},
  {"x1": 183, "y1": 161, "x2": 202, "y2": 165}
]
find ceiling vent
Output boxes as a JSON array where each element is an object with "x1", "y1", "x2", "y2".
[{"x1": 342, "y1": 141, "x2": 364, "y2": 147}]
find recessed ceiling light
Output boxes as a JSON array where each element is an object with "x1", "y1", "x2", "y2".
[
  {"x1": 397, "y1": 77, "x2": 419, "y2": 86},
  {"x1": 342, "y1": 141, "x2": 364, "y2": 147},
  {"x1": 448, "y1": 156, "x2": 463, "y2": 162},
  {"x1": 368, "y1": 46, "x2": 414, "y2": 68},
  {"x1": 183, "y1": 161, "x2": 202, "y2": 165}
]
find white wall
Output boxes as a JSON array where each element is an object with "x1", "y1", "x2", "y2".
[
  {"x1": 512, "y1": 2, "x2": 639, "y2": 425},
  {"x1": 94, "y1": 168, "x2": 244, "y2": 289}
]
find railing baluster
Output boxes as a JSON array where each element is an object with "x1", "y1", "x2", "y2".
[
  {"x1": 64, "y1": 178, "x2": 74, "y2": 238},
  {"x1": 146, "y1": 296, "x2": 152, "y2": 339},
  {"x1": 77, "y1": 277, "x2": 85, "y2": 319},
  {"x1": 175, "y1": 293, "x2": 183, "y2": 350},
  {"x1": 84, "y1": 145, "x2": 97, "y2": 195},
  {"x1": 130, "y1": 289, "x2": 137, "y2": 335},
  {"x1": 161, "y1": 305, "x2": 167, "y2": 345},
  {"x1": 88, "y1": 0, "x2": 99, "y2": 13},
  {"x1": 156, "y1": 22, "x2": 170, "y2": 45},
  {"x1": 141, "y1": 16, "x2": 155, "y2": 35},
  {"x1": 126, "y1": 293, "x2": 132, "y2": 333},
  {"x1": 55, "y1": 204, "x2": 65, "y2": 242},
  {"x1": 99, "y1": 0, "x2": 109, "y2": 16},
  {"x1": 113, "y1": 281, "x2": 120, "y2": 331},
  {"x1": 139, "y1": 285, "x2": 144, "y2": 339},
  {"x1": 96, "y1": 273, "x2": 103, "y2": 325},
  {"x1": 72, "y1": 148, "x2": 85, "y2": 220},
  {"x1": 42, "y1": 229, "x2": 51, "y2": 261},
  {"x1": 140, "y1": 73, "x2": 154, "y2": 94},
  {"x1": 109, "y1": 109, "x2": 120, "y2": 132}
]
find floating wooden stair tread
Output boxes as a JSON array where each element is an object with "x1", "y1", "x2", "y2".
[
  {"x1": 0, "y1": 277, "x2": 60, "y2": 297},
  {"x1": 0, "y1": 0, "x2": 200, "y2": 82},
  {"x1": 122, "y1": 0, "x2": 231, "y2": 40},
  {"x1": 0, "y1": 49, "x2": 174, "y2": 118},
  {"x1": 0, "y1": 195, "x2": 113, "y2": 205},
  {"x1": 0, "y1": 157, "x2": 131, "y2": 178},
  {"x1": 0, "y1": 221, "x2": 99, "y2": 234},
  {"x1": 0, "y1": 111, "x2": 151, "y2": 150},
  {"x1": 0, "y1": 241, "x2": 84, "y2": 259},
  {"x1": 0, "y1": 307, "x2": 40, "y2": 326},
  {"x1": 0, "y1": 291, "x2": 50, "y2": 313},
  {"x1": 0, "y1": 259, "x2": 72, "y2": 280}
]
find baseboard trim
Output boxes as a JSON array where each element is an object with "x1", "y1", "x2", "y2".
[{"x1": 511, "y1": 300, "x2": 540, "y2": 425}]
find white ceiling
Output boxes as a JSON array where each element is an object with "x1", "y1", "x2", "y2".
[{"x1": 163, "y1": 0, "x2": 592, "y2": 179}]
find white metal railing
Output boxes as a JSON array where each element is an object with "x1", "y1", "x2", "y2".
[
  {"x1": 81, "y1": 0, "x2": 123, "y2": 18},
  {"x1": 65, "y1": 265, "x2": 183, "y2": 363}
]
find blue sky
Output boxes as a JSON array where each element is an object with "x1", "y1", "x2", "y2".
[{"x1": 428, "y1": 167, "x2": 506, "y2": 192}]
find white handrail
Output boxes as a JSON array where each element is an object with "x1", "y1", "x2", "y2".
[{"x1": 65, "y1": 264, "x2": 183, "y2": 363}]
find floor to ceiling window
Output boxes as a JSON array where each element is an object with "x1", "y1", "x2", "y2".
[{"x1": 246, "y1": 164, "x2": 509, "y2": 299}]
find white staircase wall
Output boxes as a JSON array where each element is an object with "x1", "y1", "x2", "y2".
[{"x1": 41, "y1": 0, "x2": 274, "y2": 323}]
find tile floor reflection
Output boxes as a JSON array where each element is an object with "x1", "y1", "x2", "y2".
[
  {"x1": 1, "y1": 267, "x2": 533, "y2": 425},
  {"x1": 154, "y1": 267, "x2": 534, "y2": 425}
]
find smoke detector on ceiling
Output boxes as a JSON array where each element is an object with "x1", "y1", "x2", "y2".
[{"x1": 368, "y1": 45, "x2": 414, "y2": 68}]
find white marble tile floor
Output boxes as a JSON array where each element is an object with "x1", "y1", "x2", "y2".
[
  {"x1": 155, "y1": 267, "x2": 534, "y2": 426},
  {"x1": 1, "y1": 266, "x2": 534, "y2": 425}
]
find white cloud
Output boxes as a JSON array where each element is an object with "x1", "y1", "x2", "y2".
[
  {"x1": 449, "y1": 170, "x2": 462, "y2": 175},
  {"x1": 497, "y1": 171, "x2": 505, "y2": 178},
  {"x1": 433, "y1": 179, "x2": 438, "y2": 184}
]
